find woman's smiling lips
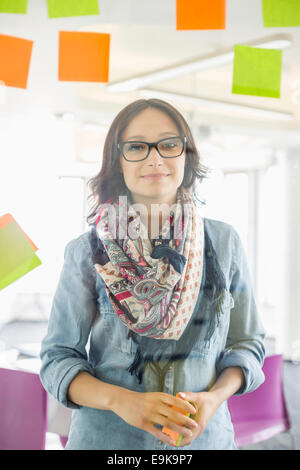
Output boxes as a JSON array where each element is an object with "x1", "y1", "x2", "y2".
[{"x1": 141, "y1": 173, "x2": 170, "y2": 180}]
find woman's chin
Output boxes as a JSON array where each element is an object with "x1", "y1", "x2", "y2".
[{"x1": 135, "y1": 188, "x2": 169, "y2": 199}]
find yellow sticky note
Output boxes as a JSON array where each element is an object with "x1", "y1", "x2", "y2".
[
  {"x1": 0, "y1": 0, "x2": 27, "y2": 14},
  {"x1": 232, "y1": 45, "x2": 282, "y2": 98},
  {"x1": 262, "y1": 0, "x2": 300, "y2": 27},
  {"x1": 47, "y1": 0, "x2": 99, "y2": 18}
]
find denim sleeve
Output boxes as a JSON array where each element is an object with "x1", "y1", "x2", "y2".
[
  {"x1": 39, "y1": 235, "x2": 98, "y2": 409},
  {"x1": 215, "y1": 228, "x2": 266, "y2": 396}
]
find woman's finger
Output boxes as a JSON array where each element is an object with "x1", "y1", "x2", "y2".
[
  {"x1": 157, "y1": 402, "x2": 198, "y2": 432},
  {"x1": 146, "y1": 423, "x2": 177, "y2": 447},
  {"x1": 160, "y1": 393, "x2": 197, "y2": 415},
  {"x1": 176, "y1": 436, "x2": 192, "y2": 447},
  {"x1": 149, "y1": 411, "x2": 194, "y2": 439}
]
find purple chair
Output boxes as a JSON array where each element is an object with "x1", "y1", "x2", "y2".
[
  {"x1": 0, "y1": 367, "x2": 48, "y2": 450},
  {"x1": 228, "y1": 354, "x2": 291, "y2": 447},
  {"x1": 59, "y1": 435, "x2": 68, "y2": 448}
]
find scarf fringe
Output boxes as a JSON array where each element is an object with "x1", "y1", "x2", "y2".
[
  {"x1": 126, "y1": 344, "x2": 144, "y2": 384},
  {"x1": 203, "y1": 228, "x2": 226, "y2": 343}
]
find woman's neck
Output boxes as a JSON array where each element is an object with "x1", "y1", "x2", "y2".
[{"x1": 129, "y1": 191, "x2": 177, "y2": 238}]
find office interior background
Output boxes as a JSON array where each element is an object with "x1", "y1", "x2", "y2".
[{"x1": 0, "y1": 0, "x2": 299, "y2": 450}]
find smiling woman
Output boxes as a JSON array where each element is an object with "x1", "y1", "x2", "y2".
[
  {"x1": 86, "y1": 99, "x2": 208, "y2": 226},
  {"x1": 39, "y1": 98, "x2": 266, "y2": 451}
]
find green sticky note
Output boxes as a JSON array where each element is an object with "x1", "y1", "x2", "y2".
[
  {"x1": 0, "y1": 221, "x2": 41, "y2": 291},
  {"x1": 232, "y1": 45, "x2": 282, "y2": 99},
  {"x1": 47, "y1": 0, "x2": 99, "y2": 18},
  {"x1": 262, "y1": 0, "x2": 300, "y2": 27},
  {"x1": 0, "y1": 0, "x2": 27, "y2": 14}
]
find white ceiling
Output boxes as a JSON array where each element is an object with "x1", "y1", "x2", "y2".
[{"x1": 1, "y1": 0, "x2": 300, "y2": 148}]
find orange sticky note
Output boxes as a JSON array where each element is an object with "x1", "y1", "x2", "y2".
[
  {"x1": 0, "y1": 34, "x2": 33, "y2": 88},
  {"x1": 176, "y1": 0, "x2": 226, "y2": 30},
  {"x1": 0, "y1": 213, "x2": 38, "y2": 251},
  {"x1": 58, "y1": 31, "x2": 110, "y2": 83},
  {"x1": 0, "y1": 213, "x2": 41, "y2": 290}
]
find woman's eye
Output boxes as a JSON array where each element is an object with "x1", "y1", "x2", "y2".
[
  {"x1": 128, "y1": 144, "x2": 143, "y2": 152},
  {"x1": 162, "y1": 142, "x2": 177, "y2": 149}
]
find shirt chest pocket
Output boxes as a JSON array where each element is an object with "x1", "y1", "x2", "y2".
[
  {"x1": 98, "y1": 288, "x2": 137, "y2": 356},
  {"x1": 191, "y1": 289, "x2": 234, "y2": 355}
]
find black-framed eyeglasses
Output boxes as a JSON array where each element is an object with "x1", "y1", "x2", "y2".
[{"x1": 117, "y1": 136, "x2": 187, "y2": 162}]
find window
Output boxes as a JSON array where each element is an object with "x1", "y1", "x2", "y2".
[{"x1": 199, "y1": 169, "x2": 250, "y2": 268}]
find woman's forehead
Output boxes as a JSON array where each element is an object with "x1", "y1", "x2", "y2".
[{"x1": 122, "y1": 108, "x2": 180, "y2": 140}]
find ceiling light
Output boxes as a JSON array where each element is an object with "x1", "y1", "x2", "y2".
[
  {"x1": 105, "y1": 34, "x2": 293, "y2": 93},
  {"x1": 138, "y1": 89, "x2": 294, "y2": 121}
]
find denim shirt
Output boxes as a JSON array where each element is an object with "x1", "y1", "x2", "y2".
[{"x1": 39, "y1": 217, "x2": 266, "y2": 450}]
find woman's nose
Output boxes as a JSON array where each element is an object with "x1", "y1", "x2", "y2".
[{"x1": 147, "y1": 146, "x2": 163, "y2": 165}]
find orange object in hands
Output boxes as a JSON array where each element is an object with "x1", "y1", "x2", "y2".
[{"x1": 162, "y1": 393, "x2": 193, "y2": 446}]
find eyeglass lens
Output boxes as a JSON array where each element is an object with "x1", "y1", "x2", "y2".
[{"x1": 122, "y1": 137, "x2": 184, "y2": 161}]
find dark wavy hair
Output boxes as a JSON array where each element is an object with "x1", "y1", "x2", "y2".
[{"x1": 86, "y1": 98, "x2": 210, "y2": 226}]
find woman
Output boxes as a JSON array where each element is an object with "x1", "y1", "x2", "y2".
[{"x1": 39, "y1": 99, "x2": 266, "y2": 450}]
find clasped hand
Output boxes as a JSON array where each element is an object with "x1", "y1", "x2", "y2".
[
  {"x1": 173, "y1": 391, "x2": 221, "y2": 447},
  {"x1": 112, "y1": 389, "x2": 221, "y2": 447}
]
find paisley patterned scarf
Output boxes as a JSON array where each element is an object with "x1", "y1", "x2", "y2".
[{"x1": 93, "y1": 187, "x2": 204, "y2": 341}]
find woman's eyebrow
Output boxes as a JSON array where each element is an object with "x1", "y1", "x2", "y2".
[{"x1": 126, "y1": 132, "x2": 178, "y2": 140}]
